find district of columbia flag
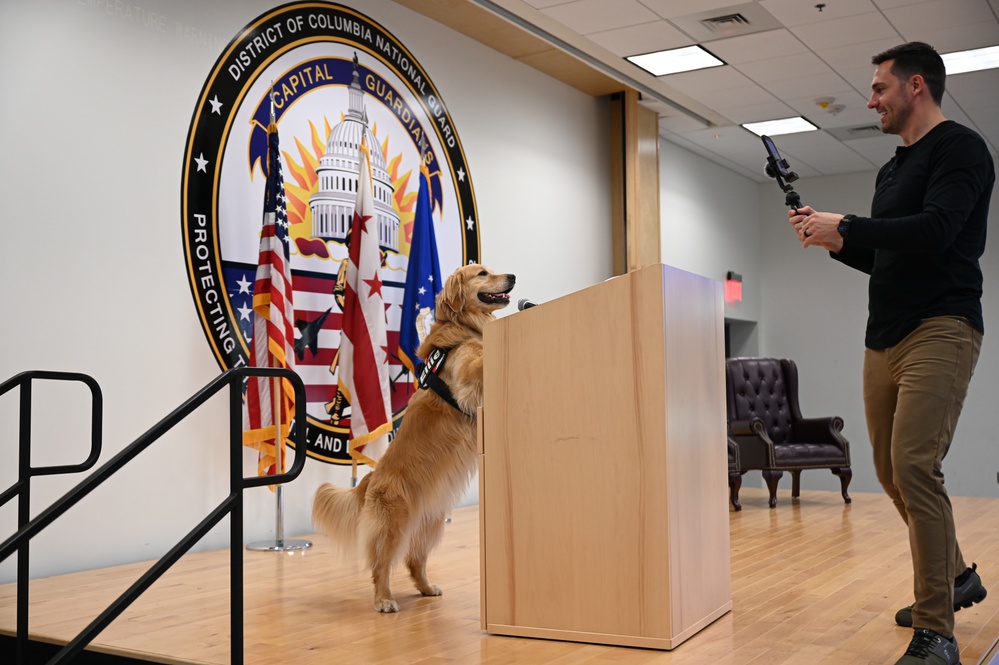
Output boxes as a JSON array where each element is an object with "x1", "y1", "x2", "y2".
[
  {"x1": 399, "y1": 160, "x2": 443, "y2": 379},
  {"x1": 243, "y1": 109, "x2": 297, "y2": 481},
  {"x1": 338, "y1": 136, "x2": 392, "y2": 467}
]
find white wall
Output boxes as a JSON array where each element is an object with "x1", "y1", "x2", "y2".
[
  {"x1": 660, "y1": 140, "x2": 761, "y2": 357},
  {"x1": 660, "y1": 141, "x2": 762, "y2": 325},
  {"x1": 0, "y1": 0, "x2": 612, "y2": 581}
]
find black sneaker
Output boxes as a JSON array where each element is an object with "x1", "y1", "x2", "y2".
[
  {"x1": 894, "y1": 629, "x2": 961, "y2": 664},
  {"x1": 895, "y1": 563, "x2": 987, "y2": 627}
]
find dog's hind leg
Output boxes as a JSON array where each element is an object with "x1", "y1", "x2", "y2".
[
  {"x1": 365, "y1": 493, "x2": 408, "y2": 613},
  {"x1": 406, "y1": 515, "x2": 447, "y2": 597}
]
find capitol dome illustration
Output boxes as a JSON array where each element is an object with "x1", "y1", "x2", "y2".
[{"x1": 309, "y1": 54, "x2": 400, "y2": 252}]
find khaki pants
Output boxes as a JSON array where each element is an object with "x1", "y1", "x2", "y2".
[{"x1": 863, "y1": 316, "x2": 982, "y2": 637}]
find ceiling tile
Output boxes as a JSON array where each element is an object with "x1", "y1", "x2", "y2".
[
  {"x1": 760, "y1": 0, "x2": 879, "y2": 27},
  {"x1": 843, "y1": 134, "x2": 902, "y2": 167},
  {"x1": 587, "y1": 20, "x2": 693, "y2": 56},
  {"x1": 702, "y1": 29, "x2": 809, "y2": 64},
  {"x1": 661, "y1": 64, "x2": 754, "y2": 92},
  {"x1": 761, "y1": 71, "x2": 857, "y2": 102},
  {"x1": 713, "y1": 99, "x2": 797, "y2": 124},
  {"x1": 637, "y1": 0, "x2": 751, "y2": 20},
  {"x1": 414, "y1": 0, "x2": 999, "y2": 178},
  {"x1": 790, "y1": 13, "x2": 899, "y2": 51},
  {"x1": 736, "y1": 52, "x2": 836, "y2": 84},
  {"x1": 945, "y1": 70, "x2": 999, "y2": 110},
  {"x1": 682, "y1": 82, "x2": 781, "y2": 110},
  {"x1": 913, "y1": 22, "x2": 999, "y2": 53},
  {"x1": 814, "y1": 106, "x2": 884, "y2": 130},
  {"x1": 661, "y1": 133, "x2": 767, "y2": 181},
  {"x1": 765, "y1": 131, "x2": 873, "y2": 176},
  {"x1": 659, "y1": 68, "x2": 782, "y2": 111},
  {"x1": 682, "y1": 125, "x2": 789, "y2": 167},
  {"x1": 872, "y1": 0, "x2": 937, "y2": 8},
  {"x1": 541, "y1": 0, "x2": 659, "y2": 35},
  {"x1": 783, "y1": 90, "x2": 878, "y2": 128},
  {"x1": 522, "y1": 0, "x2": 575, "y2": 8},
  {"x1": 837, "y1": 65, "x2": 880, "y2": 97},
  {"x1": 882, "y1": 0, "x2": 998, "y2": 34},
  {"x1": 814, "y1": 37, "x2": 902, "y2": 69}
]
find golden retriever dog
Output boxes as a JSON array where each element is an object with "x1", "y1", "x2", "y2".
[{"x1": 312, "y1": 263, "x2": 515, "y2": 612}]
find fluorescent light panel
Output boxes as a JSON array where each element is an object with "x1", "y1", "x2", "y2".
[
  {"x1": 742, "y1": 117, "x2": 818, "y2": 137},
  {"x1": 942, "y1": 45, "x2": 999, "y2": 75},
  {"x1": 626, "y1": 45, "x2": 723, "y2": 76}
]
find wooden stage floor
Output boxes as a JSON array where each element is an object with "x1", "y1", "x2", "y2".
[{"x1": 2, "y1": 488, "x2": 999, "y2": 664}]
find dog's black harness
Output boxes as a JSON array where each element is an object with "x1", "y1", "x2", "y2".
[{"x1": 417, "y1": 347, "x2": 475, "y2": 418}]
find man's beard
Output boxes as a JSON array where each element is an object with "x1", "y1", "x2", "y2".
[{"x1": 882, "y1": 97, "x2": 913, "y2": 135}]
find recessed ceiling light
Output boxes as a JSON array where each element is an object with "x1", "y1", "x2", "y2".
[
  {"x1": 626, "y1": 45, "x2": 724, "y2": 76},
  {"x1": 942, "y1": 45, "x2": 999, "y2": 75},
  {"x1": 741, "y1": 117, "x2": 818, "y2": 137}
]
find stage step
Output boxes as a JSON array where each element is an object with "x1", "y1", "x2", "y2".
[
  {"x1": 3, "y1": 497, "x2": 999, "y2": 664},
  {"x1": 0, "y1": 634, "x2": 169, "y2": 664}
]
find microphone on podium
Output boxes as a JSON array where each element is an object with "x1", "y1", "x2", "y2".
[{"x1": 517, "y1": 298, "x2": 538, "y2": 311}]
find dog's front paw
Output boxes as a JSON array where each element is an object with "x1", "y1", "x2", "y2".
[
  {"x1": 421, "y1": 584, "x2": 443, "y2": 597},
  {"x1": 374, "y1": 598, "x2": 400, "y2": 613}
]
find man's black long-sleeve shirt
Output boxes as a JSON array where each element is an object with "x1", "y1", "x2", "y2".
[{"x1": 833, "y1": 120, "x2": 995, "y2": 350}]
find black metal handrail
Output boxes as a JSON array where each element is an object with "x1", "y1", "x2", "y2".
[
  {"x1": 0, "y1": 367, "x2": 306, "y2": 665},
  {"x1": 0, "y1": 370, "x2": 104, "y2": 665}
]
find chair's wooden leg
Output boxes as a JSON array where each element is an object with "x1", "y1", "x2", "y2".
[
  {"x1": 791, "y1": 470, "x2": 802, "y2": 498},
  {"x1": 729, "y1": 472, "x2": 742, "y2": 511},
  {"x1": 832, "y1": 467, "x2": 852, "y2": 504},
  {"x1": 762, "y1": 469, "x2": 783, "y2": 508}
]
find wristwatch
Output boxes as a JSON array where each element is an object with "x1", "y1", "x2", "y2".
[{"x1": 837, "y1": 214, "x2": 855, "y2": 239}]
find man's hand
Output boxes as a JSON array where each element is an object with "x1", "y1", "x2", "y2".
[{"x1": 788, "y1": 205, "x2": 845, "y2": 253}]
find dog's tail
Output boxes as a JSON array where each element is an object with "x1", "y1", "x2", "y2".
[{"x1": 312, "y1": 474, "x2": 370, "y2": 556}]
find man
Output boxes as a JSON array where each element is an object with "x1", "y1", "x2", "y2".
[{"x1": 790, "y1": 42, "x2": 994, "y2": 665}]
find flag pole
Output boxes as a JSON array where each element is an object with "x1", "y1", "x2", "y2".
[
  {"x1": 273, "y1": 376, "x2": 285, "y2": 546},
  {"x1": 246, "y1": 378, "x2": 309, "y2": 551},
  {"x1": 247, "y1": 81, "x2": 311, "y2": 553}
]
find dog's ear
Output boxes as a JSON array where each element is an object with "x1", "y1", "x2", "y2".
[{"x1": 437, "y1": 271, "x2": 466, "y2": 322}]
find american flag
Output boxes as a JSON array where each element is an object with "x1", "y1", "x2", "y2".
[
  {"x1": 398, "y1": 162, "x2": 442, "y2": 376},
  {"x1": 337, "y1": 136, "x2": 393, "y2": 467},
  {"x1": 243, "y1": 112, "x2": 296, "y2": 478}
]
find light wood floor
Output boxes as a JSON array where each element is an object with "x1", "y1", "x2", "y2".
[{"x1": 2, "y1": 488, "x2": 999, "y2": 664}]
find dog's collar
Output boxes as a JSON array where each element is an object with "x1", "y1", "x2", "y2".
[{"x1": 417, "y1": 347, "x2": 475, "y2": 418}]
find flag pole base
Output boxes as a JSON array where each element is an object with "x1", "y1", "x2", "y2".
[{"x1": 246, "y1": 539, "x2": 313, "y2": 552}]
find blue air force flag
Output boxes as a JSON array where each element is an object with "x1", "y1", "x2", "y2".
[{"x1": 398, "y1": 163, "x2": 443, "y2": 376}]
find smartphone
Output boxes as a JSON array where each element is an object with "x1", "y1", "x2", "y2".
[{"x1": 761, "y1": 135, "x2": 796, "y2": 182}]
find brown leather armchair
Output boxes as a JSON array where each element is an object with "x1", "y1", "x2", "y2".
[{"x1": 725, "y1": 357, "x2": 852, "y2": 508}]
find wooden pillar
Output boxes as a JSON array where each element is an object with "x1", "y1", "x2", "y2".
[{"x1": 610, "y1": 89, "x2": 661, "y2": 275}]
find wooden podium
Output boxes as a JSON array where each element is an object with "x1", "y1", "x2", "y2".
[{"x1": 478, "y1": 263, "x2": 731, "y2": 650}]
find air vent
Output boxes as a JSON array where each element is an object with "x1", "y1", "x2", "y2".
[
  {"x1": 848, "y1": 125, "x2": 883, "y2": 136},
  {"x1": 701, "y1": 14, "x2": 751, "y2": 32},
  {"x1": 668, "y1": 3, "x2": 781, "y2": 42}
]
